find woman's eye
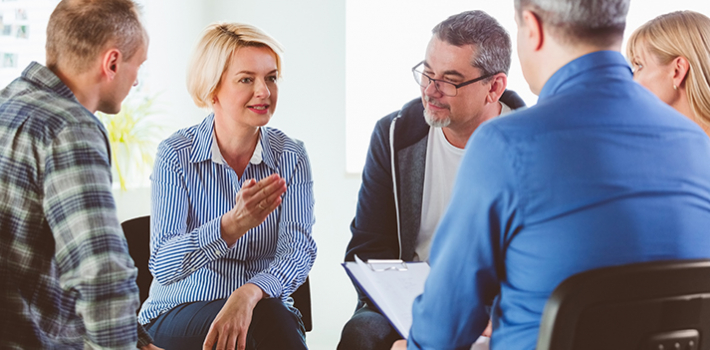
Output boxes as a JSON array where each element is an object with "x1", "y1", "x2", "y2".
[
  {"x1": 267, "y1": 76, "x2": 278, "y2": 83},
  {"x1": 239, "y1": 78, "x2": 253, "y2": 84}
]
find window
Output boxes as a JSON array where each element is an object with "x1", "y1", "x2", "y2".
[{"x1": 0, "y1": 0, "x2": 57, "y2": 88}]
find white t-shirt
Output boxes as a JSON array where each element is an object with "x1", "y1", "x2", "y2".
[{"x1": 413, "y1": 102, "x2": 511, "y2": 262}]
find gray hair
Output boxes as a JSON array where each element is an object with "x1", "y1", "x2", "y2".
[
  {"x1": 432, "y1": 10, "x2": 512, "y2": 77},
  {"x1": 514, "y1": 0, "x2": 630, "y2": 46}
]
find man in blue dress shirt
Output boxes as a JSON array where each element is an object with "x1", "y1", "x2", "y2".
[{"x1": 396, "y1": 0, "x2": 710, "y2": 349}]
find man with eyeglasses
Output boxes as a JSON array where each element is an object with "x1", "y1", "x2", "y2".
[{"x1": 339, "y1": 10, "x2": 525, "y2": 350}]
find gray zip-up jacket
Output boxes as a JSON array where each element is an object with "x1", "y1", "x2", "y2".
[{"x1": 345, "y1": 91, "x2": 526, "y2": 267}]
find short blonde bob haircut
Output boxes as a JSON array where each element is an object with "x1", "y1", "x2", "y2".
[
  {"x1": 187, "y1": 22, "x2": 283, "y2": 109},
  {"x1": 627, "y1": 11, "x2": 710, "y2": 128}
]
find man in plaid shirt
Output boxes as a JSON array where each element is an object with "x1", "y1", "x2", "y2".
[{"x1": 0, "y1": 0, "x2": 160, "y2": 349}]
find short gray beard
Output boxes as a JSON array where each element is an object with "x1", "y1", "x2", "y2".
[{"x1": 423, "y1": 108, "x2": 451, "y2": 128}]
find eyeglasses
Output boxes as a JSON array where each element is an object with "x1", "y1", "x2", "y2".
[{"x1": 412, "y1": 61, "x2": 496, "y2": 97}]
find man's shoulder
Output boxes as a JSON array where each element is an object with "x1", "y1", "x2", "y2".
[{"x1": 0, "y1": 80, "x2": 99, "y2": 141}]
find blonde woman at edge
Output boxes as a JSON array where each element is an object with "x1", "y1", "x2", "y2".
[
  {"x1": 627, "y1": 10, "x2": 710, "y2": 136},
  {"x1": 137, "y1": 23, "x2": 315, "y2": 350}
]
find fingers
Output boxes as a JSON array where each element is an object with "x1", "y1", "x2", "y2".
[
  {"x1": 242, "y1": 174, "x2": 286, "y2": 209},
  {"x1": 214, "y1": 329, "x2": 228, "y2": 350},
  {"x1": 243, "y1": 175, "x2": 285, "y2": 198},
  {"x1": 242, "y1": 174, "x2": 279, "y2": 195},
  {"x1": 203, "y1": 327, "x2": 217, "y2": 350},
  {"x1": 257, "y1": 196, "x2": 282, "y2": 215},
  {"x1": 226, "y1": 331, "x2": 238, "y2": 350},
  {"x1": 256, "y1": 182, "x2": 286, "y2": 211},
  {"x1": 237, "y1": 329, "x2": 248, "y2": 350}
]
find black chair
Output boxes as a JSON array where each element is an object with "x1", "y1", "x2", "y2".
[
  {"x1": 120, "y1": 215, "x2": 313, "y2": 332},
  {"x1": 121, "y1": 215, "x2": 152, "y2": 305},
  {"x1": 536, "y1": 259, "x2": 710, "y2": 350}
]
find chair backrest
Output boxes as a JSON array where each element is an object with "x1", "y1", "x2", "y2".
[
  {"x1": 120, "y1": 215, "x2": 313, "y2": 332},
  {"x1": 293, "y1": 276, "x2": 312, "y2": 332},
  {"x1": 536, "y1": 259, "x2": 710, "y2": 350},
  {"x1": 121, "y1": 216, "x2": 152, "y2": 305}
]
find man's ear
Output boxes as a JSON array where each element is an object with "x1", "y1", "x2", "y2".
[
  {"x1": 522, "y1": 10, "x2": 544, "y2": 51},
  {"x1": 486, "y1": 73, "x2": 508, "y2": 104},
  {"x1": 101, "y1": 49, "x2": 121, "y2": 81},
  {"x1": 672, "y1": 56, "x2": 690, "y2": 89}
]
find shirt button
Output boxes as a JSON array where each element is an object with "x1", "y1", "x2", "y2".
[{"x1": 215, "y1": 249, "x2": 222, "y2": 256}]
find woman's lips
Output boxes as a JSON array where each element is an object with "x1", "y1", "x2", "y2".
[{"x1": 248, "y1": 104, "x2": 269, "y2": 114}]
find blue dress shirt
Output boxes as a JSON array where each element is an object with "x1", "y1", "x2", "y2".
[
  {"x1": 138, "y1": 114, "x2": 316, "y2": 324},
  {"x1": 408, "y1": 51, "x2": 710, "y2": 350}
]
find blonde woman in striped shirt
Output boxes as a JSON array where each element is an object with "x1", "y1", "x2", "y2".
[{"x1": 138, "y1": 22, "x2": 316, "y2": 350}]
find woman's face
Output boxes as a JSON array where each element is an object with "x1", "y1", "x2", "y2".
[
  {"x1": 213, "y1": 46, "x2": 279, "y2": 129},
  {"x1": 631, "y1": 43, "x2": 676, "y2": 105}
]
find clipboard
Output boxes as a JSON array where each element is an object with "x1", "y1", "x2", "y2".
[{"x1": 342, "y1": 255, "x2": 430, "y2": 338}]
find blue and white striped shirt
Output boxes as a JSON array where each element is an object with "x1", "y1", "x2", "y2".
[{"x1": 138, "y1": 113, "x2": 316, "y2": 324}]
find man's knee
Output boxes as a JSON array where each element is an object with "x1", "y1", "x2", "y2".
[{"x1": 338, "y1": 307, "x2": 400, "y2": 350}]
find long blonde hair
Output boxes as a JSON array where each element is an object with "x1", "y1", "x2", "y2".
[
  {"x1": 627, "y1": 11, "x2": 710, "y2": 128},
  {"x1": 186, "y1": 22, "x2": 283, "y2": 109}
]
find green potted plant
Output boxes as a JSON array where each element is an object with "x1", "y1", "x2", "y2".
[{"x1": 96, "y1": 94, "x2": 162, "y2": 190}]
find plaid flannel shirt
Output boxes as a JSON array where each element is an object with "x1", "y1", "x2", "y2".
[{"x1": 0, "y1": 62, "x2": 152, "y2": 349}]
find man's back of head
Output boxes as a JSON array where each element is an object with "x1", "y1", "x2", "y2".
[
  {"x1": 514, "y1": 0, "x2": 629, "y2": 48},
  {"x1": 41, "y1": 0, "x2": 148, "y2": 114},
  {"x1": 514, "y1": 0, "x2": 630, "y2": 94},
  {"x1": 46, "y1": 0, "x2": 147, "y2": 74}
]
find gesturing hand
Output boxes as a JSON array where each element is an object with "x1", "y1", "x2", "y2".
[
  {"x1": 203, "y1": 284, "x2": 265, "y2": 350},
  {"x1": 221, "y1": 174, "x2": 287, "y2": 246}
]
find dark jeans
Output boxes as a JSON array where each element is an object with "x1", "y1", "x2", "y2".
[
  {"x1": 144, "y1": 298, "x2": 306, "y2": 350},
  {"x1": 337, "y1": 304, "x2": 401, "y2": 350}
]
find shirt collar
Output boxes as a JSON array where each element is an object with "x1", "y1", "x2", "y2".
[
  {"x1": 22, "y1": 62, "x2": 76, "y2": 101},
  {"x1": 210, "y1": 129, "x2": 263, "y2": 165},
  {"x1": 538, "y1": 51, "x2": 632, "y2": 101},
  {"x1": 189, "y1": 113, "x2": 276, "y2": 171}
]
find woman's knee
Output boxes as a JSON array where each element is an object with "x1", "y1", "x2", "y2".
[{"x1": 251, "y1": 298, "x2": 304, "y2": 332}]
